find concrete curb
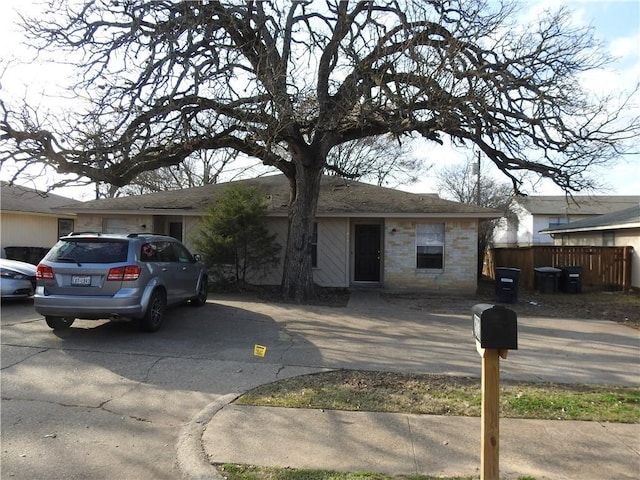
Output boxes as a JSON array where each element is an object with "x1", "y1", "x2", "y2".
[{"x1": 177, "y1": 393, "x2": 240, "y2": 480}]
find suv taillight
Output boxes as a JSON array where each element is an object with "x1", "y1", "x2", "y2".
[
  {"x1": 107, "y1": 266, "x2": 142, "y2": 281},
  {"x1": 36, "y1": 264, "x2": 54, "y2": 280}
]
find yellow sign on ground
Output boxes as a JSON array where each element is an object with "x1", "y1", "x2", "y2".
[{"x1": 253, "y1": 344, "x2": 267, "y2": 357}]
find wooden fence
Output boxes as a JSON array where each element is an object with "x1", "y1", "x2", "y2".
[{"x1": 484, "y1": 246, "x2": 634, "y2": 292}]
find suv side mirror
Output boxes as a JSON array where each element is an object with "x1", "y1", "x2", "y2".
[{"x1": 193, "y1": 254, "x2": 203, "y2": 262}]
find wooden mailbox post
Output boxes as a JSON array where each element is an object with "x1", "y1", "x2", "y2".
[{"x1": 472, "y1": 304, "x2": 518, "y2": 480}]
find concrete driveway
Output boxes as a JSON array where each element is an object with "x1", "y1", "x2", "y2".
[
  {"x1": 212, "y1": 289, "x2": 639, "y2": 386},
  {"x1": 1, "y1": 289, "x2": 638, "y2": 479},
  {"x1": 1, "y1": 297, "x2": 322, "y2": 480}
]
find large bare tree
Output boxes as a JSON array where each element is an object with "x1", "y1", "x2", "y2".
[{"x1": 1, "y1": 1, "x2": 638, "y2": 301}]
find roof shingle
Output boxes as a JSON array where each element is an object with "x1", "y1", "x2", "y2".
[
  {"x1": 55, "y1": 175, "x2": 500, "y2": 218},
  {"x1": 1, "y1": 181, "x2": 80, "y2": 215}
]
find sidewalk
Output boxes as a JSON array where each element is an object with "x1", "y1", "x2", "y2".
[{"x1": 200, "y1": 403, "x2": 639, "y2": 480}]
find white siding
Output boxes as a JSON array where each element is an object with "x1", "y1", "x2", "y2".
[
  {"x1": 493, "y1": 203, "x2": 534, "y2": 247},
  {"x1": 533, "y1": 214, "x2": 595, "y2": 245},
  {"x1": 617, "y1": 230, "x2": 640, "y2": 289},
  {"x1": 491, "y1": 216, "x2": 513, "y2": 247},
  {"x1": 183, "y1": 216, "x2": 202, "y2": 252},
  {"x1": 531, "y1": 215, "x2": 554, "y2": 245},
  {"x1": 315, "y1": 218, "x2": 349, "y2": 287},
  {"x1": 255, "y1": 217, "x2": 287, "y2": 285},
  {"x1": 494, "y1": 199, "x2": 613, "y2": 248},
  {"x1": 246, "y1": 217, "x2": 349, "y2": 287},
  {"x1": 1, "y1": 212, "x2": 74, "y2": 254}
]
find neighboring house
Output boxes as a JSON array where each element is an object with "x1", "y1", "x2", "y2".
[
  {"x1": 492, "y1": 195, "x2": 640, "y2": 247},
  {"x1": 0, "y1": 181, "x2": 80, "y2": 263},
  {"x1": 53, "y1": 174, "x2": 500, "y2": 293},
  {"x1": 540, "y1": 204, "x2": 640, "y2": 290}
]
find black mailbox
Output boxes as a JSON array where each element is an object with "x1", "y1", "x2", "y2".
[{"x1": 472, "y1": 304, "x2": 518, "y2": 350}]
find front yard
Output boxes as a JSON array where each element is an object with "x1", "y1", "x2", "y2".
[{"x1": 381, "y1": 281, "x2": 640, "y2": 328}]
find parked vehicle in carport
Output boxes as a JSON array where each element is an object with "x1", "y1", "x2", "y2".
[
  {"x1": 0, "y1": 258, "x2": 37, "y2": 299},
  {"x1": 35, "y1": 232, "x2": 208, "y2": 332}
]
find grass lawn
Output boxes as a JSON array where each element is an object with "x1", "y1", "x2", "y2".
[
  {"x1": 218, "y1": 464, "x2": 528, "y2": 480},
  {"x1": 236, "y1": 370, "x2": 640, "y2": 423}
]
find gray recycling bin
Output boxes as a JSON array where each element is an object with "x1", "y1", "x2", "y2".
[
  {"x1": 534, "y1": 266, "x2": 562, "y2": 293},
  {"x1": 561, "y1": 266, "x2": 583, "y2": 293},
  {"x1": 494, "y1": 267, "x2": 520, "y2": 303}
]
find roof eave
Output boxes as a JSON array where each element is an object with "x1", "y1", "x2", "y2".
[
  {"x1": 314, "y1": 212, "x2": 501, "y2": 219},
  {"x1": 541, "y1": 222, "x2": 640, "y2": 235},
  {"x1": 3, "y1": 209, "x2": 77, "y2": 218},
  {"x1": 63, "y1": 208, "x2": 500, "y2": 220},
  {"x1": 63, "y1": 209, "x2": 203, "y2": 216}
]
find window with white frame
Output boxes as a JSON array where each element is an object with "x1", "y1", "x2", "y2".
[
  {"x1": 416, "y1": 223, "x2": 444, "y2": 269},
  {"x1": 603, "y1": 231, "x2": 615, "y2": 246}
]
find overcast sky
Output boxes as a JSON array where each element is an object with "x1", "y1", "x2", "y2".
[{"x1": 0, "y1": 0, "x2": 638, "y2": 200}]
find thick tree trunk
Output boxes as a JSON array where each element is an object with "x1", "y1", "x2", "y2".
[{"x1": 281, "y1": 164, "x2": 323, "y2": 303}]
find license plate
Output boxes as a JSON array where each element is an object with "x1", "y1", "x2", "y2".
[{"x1": 71, "y1": 275, "x2": 92, "y2": 286}]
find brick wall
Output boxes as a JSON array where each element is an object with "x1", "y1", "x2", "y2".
[{"x1": 384, "y1": 218, "x2": 478, "y2": 293}]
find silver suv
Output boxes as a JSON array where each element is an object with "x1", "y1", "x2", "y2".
[{"x1": 35, "y1": 233, "x2": 208, "y2": 332}]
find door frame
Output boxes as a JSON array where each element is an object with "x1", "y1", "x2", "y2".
[{"x1": 350, "y1": 220, "x2": 383, "y2": 285}]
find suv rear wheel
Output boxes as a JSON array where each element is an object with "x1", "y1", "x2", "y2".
[
  {"x1": 45, "y1": 316, "x2": 75, "y2": 330},
  {"x1": 140, "y1": 289, "x2": 166, "y2": 332}
]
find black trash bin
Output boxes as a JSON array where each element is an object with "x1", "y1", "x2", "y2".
[
  {"x1": 3, "y1": 246, "x2": 29, "y2": 262},
  {"x1": 3, "y1": 246, "x2": 49, "y2": 265},
  {"x1": 534, "y1": 267, "x2": 562, "y2": 293},
  {"x1": 561, "y1": 266, "x2": 583, "y2": 293},
  {"x1": 26, "y1": 247, "x2": 49, "y2": 264},
  {"x1": 494, "y1": 267, "x2": 520, "y2": 303}
]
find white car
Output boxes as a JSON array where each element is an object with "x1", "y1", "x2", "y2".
[{"x1": 0, "y1": 258, "x2": 37, "y2": 299}]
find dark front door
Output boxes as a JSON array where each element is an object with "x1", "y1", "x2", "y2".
[
  {"x1": 354, "y1": 224, "x2": 381, "y2": 282},
  {"x1": 169, "y1": 222, "x2": 183, "y2": 241}
]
